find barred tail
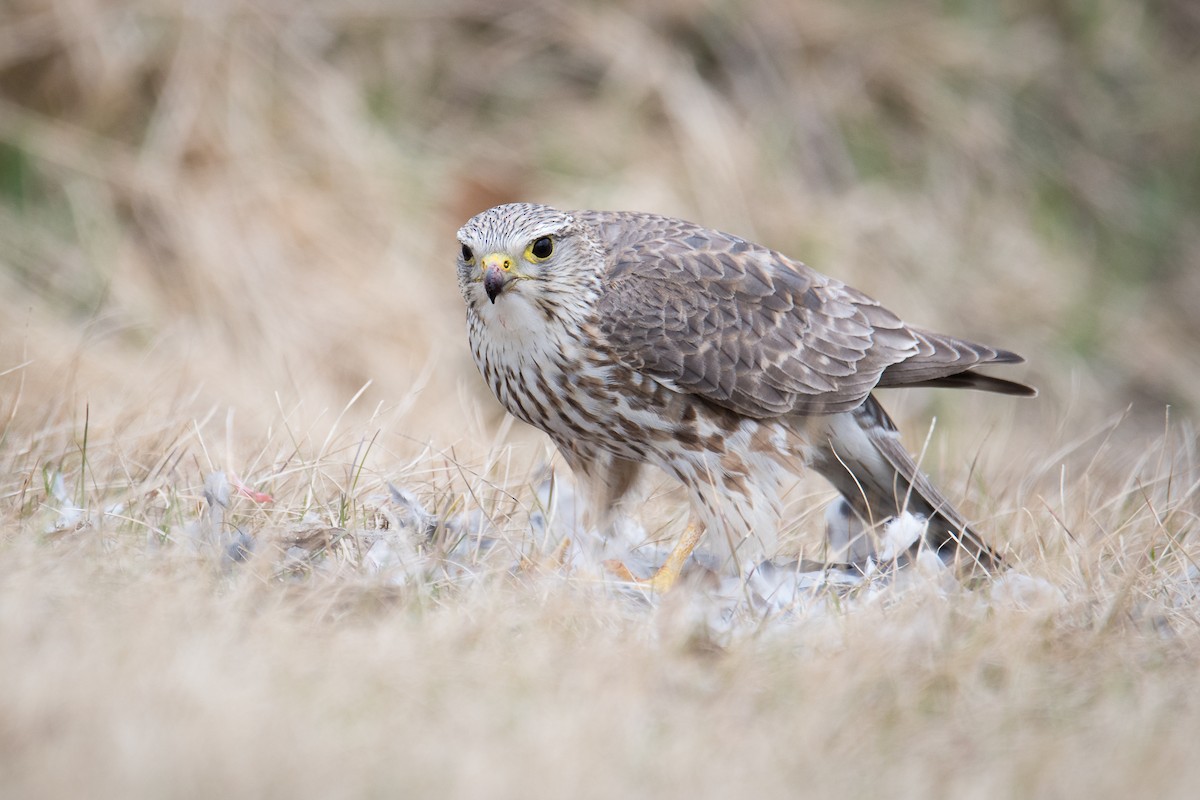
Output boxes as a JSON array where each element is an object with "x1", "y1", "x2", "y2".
[{"x1": 810, "y1": 394, "x2": 1003, "y2": 574}]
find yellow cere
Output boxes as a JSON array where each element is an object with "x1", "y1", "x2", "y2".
[{"x1": 482, "y1": 253, "x2": 513, "y2": 271}]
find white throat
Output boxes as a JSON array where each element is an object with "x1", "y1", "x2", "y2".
[{"x1": 472, "y1": 290, "x2": 579, "y2": 373}]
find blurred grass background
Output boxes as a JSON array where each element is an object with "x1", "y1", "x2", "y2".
[
  {"x1": 1, "y1": 0, "x2": 1198, "y2": 438},
  {"x1": 1, "y1": 1, "x2": 1200, "y2": 797}
]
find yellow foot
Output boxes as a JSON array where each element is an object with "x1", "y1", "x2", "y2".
[{"x1": 603, "y1": 524, "x2": 703, "y2": 593}]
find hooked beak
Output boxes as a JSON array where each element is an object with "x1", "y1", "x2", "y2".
[{"x1": 482, "y1": 253, "x2": 514, "y2": 303}]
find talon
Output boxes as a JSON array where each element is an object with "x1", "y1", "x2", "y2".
[
  {"x1": 603, "y1": 524, "x2": 703, "y2": 593},
  {"x1": 602, "y1": 559, "x2": 638, "y2": 583}
]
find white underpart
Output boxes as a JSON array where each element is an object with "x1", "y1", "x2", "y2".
[
  {"x1": 473, "y1": 288, "x2": 572, "y2": 375},
  {"x1": 661, "y1": 420, "x2": 800, "y2": 572}
]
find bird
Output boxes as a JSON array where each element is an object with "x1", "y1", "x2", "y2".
[{"x1": 455, "y1": 203, "x2": 1035, "y2": 589}]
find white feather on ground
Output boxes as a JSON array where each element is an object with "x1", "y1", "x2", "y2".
[{"x1": 195, "y1": 469, "x2": 1072, "y2": 643}]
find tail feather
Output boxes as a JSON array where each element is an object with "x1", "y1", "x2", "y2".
[
  {"x1": 875, "y1": 329, "x2": 1035, "y2": 397},
  {"x1": 900, "y1": 372, "x2": 1037, "y2": 397},
  {"x1": 809, "y1": 394, "x2": 1003, "y2": 574}
]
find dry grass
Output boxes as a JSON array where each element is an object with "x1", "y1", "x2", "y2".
[{"x1": 2, "y1": 1, "x2": 1200, "y2": 797}]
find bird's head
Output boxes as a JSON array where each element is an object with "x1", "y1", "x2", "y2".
[{"x1": 456, "y1": 203, "x2": 603, "y2": 316}]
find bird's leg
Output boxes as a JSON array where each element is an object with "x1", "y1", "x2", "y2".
[{"x1": 604, "y1": 523, "x2": 704, "y2": 592}]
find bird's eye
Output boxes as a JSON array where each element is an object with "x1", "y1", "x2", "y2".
[
  {"x1": 528, "y1": 236, "x2": 554, "y2": 261},
  {"x1": 460, "y1": 243, "x2": 474, "y2": 262}
]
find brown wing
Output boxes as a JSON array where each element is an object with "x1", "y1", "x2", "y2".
[{"x1": 584, "y1": 211, "x2": 1033, "y2": 419}]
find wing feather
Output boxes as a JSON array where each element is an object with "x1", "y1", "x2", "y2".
[{"x1": 583, "y1": 211, "x2": 1033, "y2": 417}]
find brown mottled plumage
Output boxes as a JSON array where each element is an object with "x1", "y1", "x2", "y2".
[{"x1": 456, "y1": 203, "x2": 1034, "y2": 579}]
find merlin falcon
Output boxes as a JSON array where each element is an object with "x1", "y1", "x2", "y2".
[{"x1": 456, "y1": 203, "x2": 1034, "y2": 588}]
